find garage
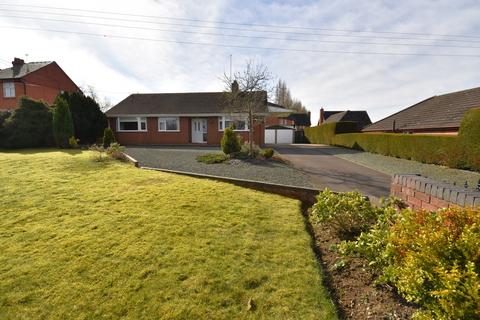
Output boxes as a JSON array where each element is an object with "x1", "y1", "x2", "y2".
[{"x1": 265, "y1": 125, "x2": 294, "y2": 144}]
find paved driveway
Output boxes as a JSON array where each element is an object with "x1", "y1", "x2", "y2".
[{"x1": 272, "y1": 144, "x2": 391, "y2": 201}]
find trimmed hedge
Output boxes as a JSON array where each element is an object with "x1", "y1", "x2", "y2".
[
  {"x1": 304, "y1": 121, "x2": 358, "y2": 145},
  {"x1": 333, "y1": 132, "x2": 459, "y2": 166},
  {"x1": 459, "y1": 108, "x2": 480, "y2": 170},
  {"x1": 304, "y1": 118, "x2": 480, "y2": 171}
]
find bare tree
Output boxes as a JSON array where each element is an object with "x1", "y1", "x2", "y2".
[
  {"x1": 274, "y1": 78, "x2": 306, "y2": 112},
  {"x1": 221, "y1": 60, "x2": 272, "y2": 155}
]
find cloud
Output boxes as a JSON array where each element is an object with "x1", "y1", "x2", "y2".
[{"x1": 1, "y1": 0, "x2": 479, "y2": 123}]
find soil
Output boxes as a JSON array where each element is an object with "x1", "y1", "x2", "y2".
[{"x1": 309, "y1": 222, "x2": 418, "y2": 319}]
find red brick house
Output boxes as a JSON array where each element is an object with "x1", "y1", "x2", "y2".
[
  {"x1": 0, "y1": 58, "x2": 80, "y2": 111},
  {"x1": 363, "y1": 86, "x2": 480, "y2": 134},
  {"x1": 106, "y1": 91, "x2": 270, "y2": 146}
]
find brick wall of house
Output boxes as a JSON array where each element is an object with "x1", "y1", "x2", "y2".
[
  {"x1": 391, "y1": 174, "x2": 480, "y2": 210},
  {"x1": 265, "y1": 115, "x2": 294, "y2": 127},
  {"x1": 109, "y1": 116, "x2": 265, "y2": 146},
  {"x1": 0, "y1": 62, "x2": 79, "y2": 111}
]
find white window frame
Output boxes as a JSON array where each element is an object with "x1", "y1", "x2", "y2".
[
  {"x1": 158, "y1": 117, "x2": 180, "y2": 132},
  {"x1": 3, "y1": 82, "x2": 15, "y2": 98},
  {"x1": 117, "y1": 117, "x2": 147, "y2": 132},
  {"x1": 218, "y1": 116, "x2": 249, "y2": 132}
]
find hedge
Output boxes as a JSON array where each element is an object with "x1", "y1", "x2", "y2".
[
  {"x1": 304, "y1": 116, "x2": 480, "y2": 171},
  {"x1": 304, "y1": 121, "x2": 358, "y2": 145},
  {"x1": 0, "y1": 97, "x2": 54, "y2": 149},
  {"x1": 333, "y1": 132, "x2": 459, "y2": 166},
  {"x1": 459, "y1": 108, "x2": 480, "y2": 170}
]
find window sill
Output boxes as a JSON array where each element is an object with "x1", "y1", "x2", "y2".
[
  {"x1": 218, "y1": 130, "x2": 249, "y2": 132},
  {"x1": 158, "y1": 130, "x2": 181, "y2": 132},
  {"x1": 117, "y1": 130, "x2": 148, "y2": 132}
]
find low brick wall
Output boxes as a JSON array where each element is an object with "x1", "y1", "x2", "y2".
[{"x1": 391, "y1": 174, "x2": 480, "y2": 210}]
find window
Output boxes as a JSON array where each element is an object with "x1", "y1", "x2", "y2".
[
  {"x1": 218, "y1": 116, "x2": 248, "y2": 131},
  {"x1": 158, "y1": 117, "x2": 180, "y2": 131},
  {"x1": 3, "y1": 82, "x2": 15, "y2": 98},
  {"x1": 118, "y1": 117, "x2": 147, "y2": 131}
]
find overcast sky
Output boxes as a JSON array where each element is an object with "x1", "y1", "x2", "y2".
[{"x1": 1, "y1": 0, "x2": 479, "y2": 123}]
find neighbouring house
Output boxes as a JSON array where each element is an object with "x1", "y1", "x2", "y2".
[
  {"x1": 264, "y1": 102, "x2": 311, "y2": 144},
  {"x1": 0, "y1": 58, "x2": 80, "y2": 111},
  {"x1": 106, "y1": 90, "x2": 270, "y2": 146},
  {"x1": 363, "y1": 86, "x2": 480, "y2": 134},
  {"x1": 318, "y1": 107, "x2": 372, "y2": 130}
]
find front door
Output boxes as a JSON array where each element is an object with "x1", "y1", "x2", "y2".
[{"x1": 192, "y1": 118, "x2": 208, "y2": 143}]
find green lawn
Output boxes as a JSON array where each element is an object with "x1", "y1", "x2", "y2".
[{"x1": 0, "y1": 150, "x2": 336, "y2": 319}]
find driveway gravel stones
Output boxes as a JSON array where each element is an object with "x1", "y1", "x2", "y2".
[{"x1": 124, "y1": 146, "x2": 313, "y2": 188}]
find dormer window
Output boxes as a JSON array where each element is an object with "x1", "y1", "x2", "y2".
[{"x1": 3, "y1": 82, "x2": 15, "y2": 98}]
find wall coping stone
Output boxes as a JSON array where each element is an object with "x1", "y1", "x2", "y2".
[{"x1": 393, "y1": 173, "x2": 480, "y2": 207}]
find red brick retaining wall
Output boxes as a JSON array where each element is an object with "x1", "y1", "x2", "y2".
[{"x1": 391, "y1": 174, "x2": 480, "y2": 210}]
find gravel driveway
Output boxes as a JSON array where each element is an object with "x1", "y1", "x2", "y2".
[{"x1": 124, "y1": 146, "x2": 313, "y2": 188}]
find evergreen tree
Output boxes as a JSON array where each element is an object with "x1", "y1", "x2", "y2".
[
  {"x1": 103, "y1": 127, "x2": 115, "y2": 148},
  {"x1": 52, "y1": 97, "x2": 74, "y2": 148}
]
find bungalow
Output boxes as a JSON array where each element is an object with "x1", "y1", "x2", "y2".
[
  {"x1": 106, "y1": 90, "x2": 270, "y2": 146},
  {"x1": 318, "y1": 108, "x2": 372, "y2": 130},
  {"x1": 363, "y1": 86, "x2": 480, "y2": 134}
]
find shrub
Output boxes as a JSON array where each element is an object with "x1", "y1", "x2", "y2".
[
  {"x1": 304, "y1": 121, "x2": 358, "y2": 145},
  {"x1": 89, "y1": 144, "x2": 108, "y2": 162},
  {"x1": 58, "y1": 91, "x2": 107, "y2": 144},
  {"x1": 68, "y1": 136, "x2": 79, "y2": 148},
  {"x1": 221, "y1": 126, "x2": 241, "y2": 155},
  {"x1": 238, "y1": 141, "x2": 261, "y2": 158},
  {"x1": 0, "y1": 111, "x2": 10, "y2": 128},
  {"x1": 342, "y1": 205, "x2": 480, "y2": 319},
  {"x1": 310, "y1": 188, "x2": 379, "y2": 239},
  {"x1": 261, "y1": 148, "x2": 274, "y2": 159},
  {"x1": 53, "y1": 97, "x2": 75, "y2": 148},
  {"x1": 0, "y1": 97, "x2": 54, "y2": 148},
  {"x1": 196, "y1": 153, "x2": 228, "y2": 164},
  {"x1": 103, "y1": 127, "x2": 115, "y2": 148},
  {"x1": 106, "y1": 142, "x2": 125, "y2": 160},
  {"x1": 459, "y1": 108, "x2": 480, "y2": 170}
]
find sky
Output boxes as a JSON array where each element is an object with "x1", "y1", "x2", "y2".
[{"x1": 1, "y1": 0, "x2": 479, "y2": 124}]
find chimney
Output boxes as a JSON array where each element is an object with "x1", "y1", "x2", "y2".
[
  {"x1": 231, "y1": 80, "x2": 239, "y2": 93},
  {"x1": 319, "y1": 107, "x2": 325, "y2": 125},
  {"x1": 12, "y1": 57, "x2": 25, "y2": 67}
]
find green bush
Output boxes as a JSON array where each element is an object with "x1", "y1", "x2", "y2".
[
  {"x1": 0, "y1": 97, "x2": 54, "y2": 148},
  {"x1": 196, "y1": 153, "x2": 228, "y2": 164},
  {"x1": 106, "y1": 142, "x2": 125, "y2": 160},
  {"x1": 68, "y1": 136, "x2": 79, "y2": 149},
  {"x1": 310, "y1": 189, "x2": 379, "y2": 239},
  {"x1": 0, "y1": 111, "x2": 10, "y2": 128},
  {"x1": 459, "y1": 108, "x2": 480, "y2": 170},
  {"x1": 53, "y1": 97, "x2": 75, "y2": 148},
  {"x1": 261, "y1": 148, "x2": 274, "y2": 159},
  {"x1": 58, "y1": 92, "x2": 107, "y2": 144},
  {"x1": 340, "y1": 203, "x2": 480, "y2": 319},
  {"x1": 103, "y1": 127, "x2": 115, "y2": 148},
  {"x1": 221, "y1": 126, "x2": 241, "y2": 155},
  {"x1": 304, "y1": 121, "x2": 358, "y2": 145}
]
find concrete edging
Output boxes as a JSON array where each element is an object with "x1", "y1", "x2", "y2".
[{"x1": 122, "y1": 152, "x2": 139, "y2": 167}]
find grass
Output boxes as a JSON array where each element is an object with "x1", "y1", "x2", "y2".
[
  {"x1": 195, "y1": 153, "x2": 229, "y2": 164},
  {"x1": 0, "y1": 149, "x2": 337, "y2": 319},
  {"x1": 331, "y1": 149, "x2": 480, "y2": 188}
]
